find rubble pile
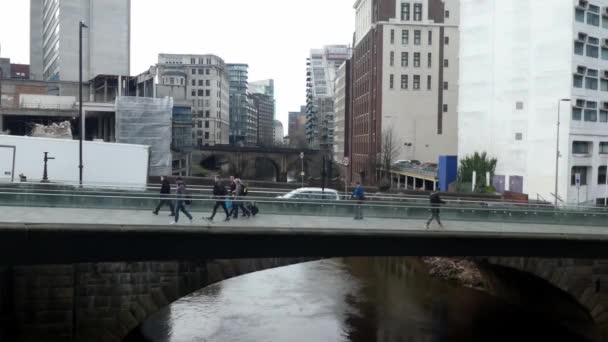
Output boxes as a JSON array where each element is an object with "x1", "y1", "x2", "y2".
[{"x1": 30, "y1": 121, "x2": 73, "y2": 139}]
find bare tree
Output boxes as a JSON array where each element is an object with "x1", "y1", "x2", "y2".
[{"x1": 378, "y1": 127, "x2": 401, "y2": 178}]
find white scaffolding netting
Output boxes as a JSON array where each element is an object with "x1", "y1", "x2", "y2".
[{"x1": 115, "y1": 96, "x2": 173, "y2": 176}]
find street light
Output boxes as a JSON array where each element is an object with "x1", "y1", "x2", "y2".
[
  {"x1": 555, "y1": 98, "x2": 571, "y2": 207},
  {"x1": 79, "y1": 21, "x2": 88, "y2": 186}
]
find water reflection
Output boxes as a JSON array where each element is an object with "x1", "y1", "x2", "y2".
[{"x1": 127, "y1": 258, "x2": 590, "y2": 342}]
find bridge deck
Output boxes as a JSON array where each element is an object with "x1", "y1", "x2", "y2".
[{"x1": 1, "y1": 205, "x2": 608, "y2": 264}]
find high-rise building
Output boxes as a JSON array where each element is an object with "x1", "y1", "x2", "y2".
[
  {"x1": 156, "y1": 54, "x2": 229, "y2": 147},
  {"x1": 305, "y1": 45, "x2": 352, "y2": 149},
  {"x1": 459, "y1": 0, "x2": 608, "y2": 205},
  {"x1": 349, "y1": 0, "x2": 459, "y2": 184},
  {"x1": 250, "y1": 92, "x2": 274, "y2": 146},
  {"x1": 273, "y1": 120, "x2": 284, "y2": 145},
  {"x1": 289, "y1": 106, "x2": 307, "y2": 148},
  {"x1": 334, "y1": 60, "x2": 351, "y2": 163},
  {"x1": 30, "y1": 0, "x2": 131, "y2": 81},
  {"x1": 227, "y1": 64, "x2": 256, "y2": 145}
]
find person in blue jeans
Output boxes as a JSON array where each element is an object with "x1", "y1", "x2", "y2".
[
  {"x1": 171, "y1": 177, "x2": 192, "y2": 224},
  {"x1": 351, "y1": 182, "x2": 365, "y2": 220}
]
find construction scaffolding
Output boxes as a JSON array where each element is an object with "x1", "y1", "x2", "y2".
[{"x1": 115, "y1": 96, "x2": 173, "y2": 176}]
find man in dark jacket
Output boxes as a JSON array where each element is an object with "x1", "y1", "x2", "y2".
[
  {"x1": 426, "y1": 192, "x2": 446, "y2": 229},
  {"x1": 153, "y1": 176, "x2": 174, "y2": 216},
  {"x1": 206, "y1": 177, "x2": 230, "y2": 221}
]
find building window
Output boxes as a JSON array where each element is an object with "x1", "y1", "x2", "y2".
[
  {"x1": 427, "y1": 75, "x2": 432, "y2": 90},
  {"x1": 401, "y1": 52, "x2": 408, "y2": 67},
  {"x1": 575, "y1": 41, "x2": 584, "y2": 55},
  {"x1": 443, "y1": 103, "x2": 448, "y2": 112},
  {"x1": 205, "y1": 132, "x2": 210, "y2": 140},
  {"x1": 191, "y1": 69, "x2": 196, "y2": 74},
  {"x1": 585, "y1": 70, "x2": 598, "y2": 90},
  {"x1": 191, "y1": 80, "x2": 196, "y2": 86},
  {"x1": 599, "y1": 166, "x2": 607, "y2": 184},
  {"x1": 443, "y1": 81, "x2": 448, "y2": 90},
  {"x1": 588, "y1": 5, "x2": 600, "y2": 26},
  {"x1": 401, "y1": 74, "x2": 408, "y2": 89},
  {"x1": 413, "y1": 75, "x2": 420, "y2": 90},
  {"x1": 427, "y1": 53, "x2": 432, "y2": 67},
  {"x1": 445, "y1": 10, "x2": 450, "y2": 18},
  {"x1": 191, "y1": 90, "x2": 196, "y2": 97},
  {"x1": 206, "y1": 69, "x2": 210, "y2": 75},
  {"x1": 198, "y1": 80, "x2": 203, "y2": 86},
  {"x1": 205, "y1": 110, "x2": 210, "y2": 117},
  {"x1": 205, "y1": 121, "x2": 209, "y2": 128},
  {"x1": 414, "y1": 30, "x2": 421, "y2": 45},
  {"x1": 573, "y1": 141, "x2": 591, "y2": 154},
  {"x1": 413, "y1": 3, "x2": 422, "y2": 21},
  {"x1": 390, "y1": 74, "x2": 394, "y2": 89},
  {"x1": 587, "y1": 44, "x2": 599, "y2": 58},
  {"x1": 573, "y1": 107, "x2": 583, "y2": 120},
  {"x1": 428, "y1": 31, "x2": 432, "y2": 45},
  {"x1": 414, "y1": 52, "x2": 421, "y2": 67},
  {"x1": 600, "y1": 142, "x2": 608, "y2": 154},
  {"x1": 402, "y1": 30, "x2": 409, "y2": 45},
  {"x1": 390, "y1": 51, "x2": 395, "y2": 66},
  {"x1": 206, "y1": 89, "x2": 211, "y2": 96},
  {"x1": 444, "y1": 59, "x2": 449, "y2": 67},
  {"x1": 198, "y1": 69, "x2": 204, "y2": 74},
  {"x1": 601, "y1": 110, "x2": 608, "y2": 122},
  {"x1": 206, "y1": 80, "x2": 210, "y2": 86},
  {"x1": 444, "y1": 36, "x2": 449, "y2": 45},
  {"x1": 576, "y1": 8, "x2": 585, "y2": 22},
  {"x1": 571, "y1": 166, "x2": 588, "y2": 186},
  {"x1": 390, "y1": 29, "x2": 395, "y2": 44},
  {"x1": 197, "y1": 89, "x2": 204, "y2": 96},
  {"x1": 401, "y1": 2, "x2": 410, "y2": 20},
  {"x1": 197, "y1": 121, "x2": 202, "y2": 128},
  {"x1": 190, "y1": 58, "x2": 196, "y2": 64},
  {"x1": 584, "y1": 109, "x2": 597, "y2": 122},
  {"x1": 574, "y1": 75, "x2": 584, "y2": 88}
]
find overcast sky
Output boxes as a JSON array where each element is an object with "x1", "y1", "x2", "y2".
[{"x1": 0, "y1": 0, "x2": 355, "y2": 129}]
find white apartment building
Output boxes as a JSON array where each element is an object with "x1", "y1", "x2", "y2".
[
  {"x1": 157, "y1": 54, "x2": 229, "y2": 146},
  {"x1": 459, "y1": 0, "x2": 608, "y2": 205},
  {"x1": 30, "y1": 0, "x2": 131, "y2": 81}
]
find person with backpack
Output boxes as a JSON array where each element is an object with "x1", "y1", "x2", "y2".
[
  {"x1": 426, "y1": 191, "x2": 446, "y2": 229},
  {"x1": 171, "y1": 177, "x2": 193, "y2": 225},
  {"x1": 153, "y1": 176, "x2": 175, "y2": 216},
  {"x1": 229, "y1": 178, "x2": 251, "y2": 219},
  {"x1": 351, "y1": 182, "x2": 365, "y2": 220},
  {"x1": 206, "y1": 176, "x2": 231, "y2": 222}
]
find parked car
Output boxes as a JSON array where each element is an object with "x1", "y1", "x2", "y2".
[{"x1": 277, "y1": 187, "x2": 341, "y2": 200}]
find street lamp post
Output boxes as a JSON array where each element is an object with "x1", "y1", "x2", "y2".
[
  {"x1": 555, "y1": 98, "x2": 571, "y2": 207},
  {"x1": 300, "y1": 152, "x2": 304, "y2": 188},
  {"x1": 79, "y1": 21, "x2": 88, "y2": 186}
]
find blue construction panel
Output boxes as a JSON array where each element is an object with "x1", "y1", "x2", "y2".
[{"x1": 438, "y1": 156, "x2": 458, "y2": 192}]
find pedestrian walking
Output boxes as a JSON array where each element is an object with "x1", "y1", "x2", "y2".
[
  {"x1": 426, "y1": 191, "x2": 446, "y2": 229},
  {"x1": 206, "y1": 176, "x2": 231, "y2": 221},
  {"x1": 229, "y1": 178, "x2": 251, "y2": 219},
  {"x1": 352, "y1": 182, "x2": 365, "y2": 220},
  {"x1": 229, "y1": 176, "x2": 236, "y2": 195},
  {"x1": 171, "y1": 177, "x2": 193, "y2": 224},
  {"x1": 153, "y1": 176, "x2": 175, "y2": 216}
]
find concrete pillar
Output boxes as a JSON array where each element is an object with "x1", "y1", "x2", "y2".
[
  {"x1": 104, "y1": 79, "x2": 108, "y2": 103},
  {"x1": 0, "y1": 114, "x2": 4, "y2": 132},
  {"x1": 397, "y1": 175, "x2": 401, "y2": 189},
  {"x1": 433, "y1": 180, "x2": 437, "y2": 191},
  {"x1": 118, "y1": 76, "x2": 122, "y2": 98},
  {"x1": 97, "y1": 116, "x2": 103, "y2": 140}
]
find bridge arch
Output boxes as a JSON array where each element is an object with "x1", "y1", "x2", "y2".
[{"x1": 482, "y1": 258, "x2": 605, "y2": 341}]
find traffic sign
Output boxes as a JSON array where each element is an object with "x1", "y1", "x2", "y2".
[{"x1": 343, "y1": 157, "x2": 349, "y2": 166}]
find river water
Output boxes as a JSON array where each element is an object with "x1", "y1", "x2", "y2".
[{"x1": 126, "y1": 258, "x2": 589, "y2": 342}]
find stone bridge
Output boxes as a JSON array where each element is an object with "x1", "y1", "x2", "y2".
[
  {"x1": 193, "y1": 145, "x2": 323, "y2": 182},
  {"x1": 0, "y1": 258, "x2": 313, "y2": 342}
]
